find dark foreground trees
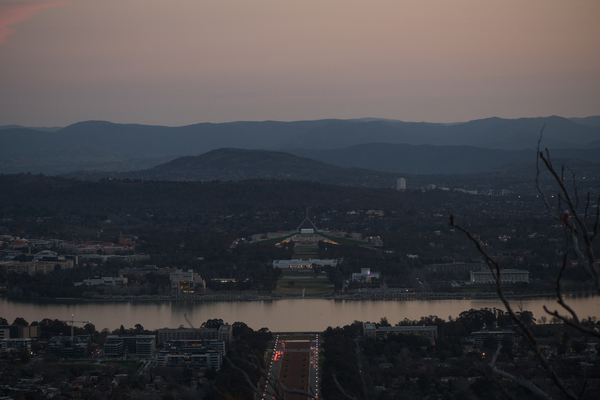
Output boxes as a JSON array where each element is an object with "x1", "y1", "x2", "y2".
[{"x1": 321, "y1": 324, "x2": 366, "y2": 400}]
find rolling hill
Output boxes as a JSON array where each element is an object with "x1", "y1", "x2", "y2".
[{"x1": 1, "y1": 116, "x2": 599, "y2": 175}]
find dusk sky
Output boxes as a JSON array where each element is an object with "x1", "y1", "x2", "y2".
[{"x1": 1, "y1": 0, "x2": 599, "y2": 127}]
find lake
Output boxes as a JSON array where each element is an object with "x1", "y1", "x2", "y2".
[{"x1": 1, "y1": 296, "x2": 598, "y2": 332}]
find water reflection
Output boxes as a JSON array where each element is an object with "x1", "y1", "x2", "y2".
[{"x1": 0, "y1": 296, "x2": 598, "y2": 332}]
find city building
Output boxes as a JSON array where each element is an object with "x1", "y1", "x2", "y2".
[
  {"x1": 363, "y1": 323, "x2": 437, "y2": 344},
  {"x1": 0, "y1": 326, "x2": 18, "y2": 340},
  {"x1": 103, "y1": 336, "x2": 125, "y2": 358},
  {"x1": 469, "y1": 269, "x2": 530, "y2": 284},
  {"x1": 156, "y1": 340, "x2": 224, "y2": 371},
  {"x1": 74, "y1": 275, "x2": 128, "y2": 286},
  {"x1": 0, "y1": 325, "x2": 38, "y2": 340},
  {"x1": 351, "y1": 268, "x2": 381, "y2": 283},
  {"x1": 397, "y1": 178, "x2": 407, "y2": 191},
  {"x1": 272, "y1": 259, "x2": 338, "y2": 269},
  {"x1": 48, "y1": 335, "x2": 91, "y2": 358},
  {"x1": 135, "y1": 336, "x2": 157, "y2": 357},
  {"x1": 157, "y1": 325, "x2": 232, "y2": 346},
  {"x1": 170, "y1": 269, "x2": 206, "y2": 295},
  {"x1": 102, "y1": 335, "x2": 156, "y2": 358},
  {"x1": 1, "y1": 258, "x2": 74, "y2": 275},
  {"x1": 217, "y1": 324, "x2": 232, "y2": 345},
  {"x1": 1, "y1": 338, "x2": 32, "y2": 353}
]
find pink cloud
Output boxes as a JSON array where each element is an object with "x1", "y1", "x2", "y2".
[{"x1": 0, "y1": 1, "x2": 70, "y2": 45}]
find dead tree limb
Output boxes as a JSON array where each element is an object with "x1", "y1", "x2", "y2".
[
  {"x1": 448, "y1": 127, "x2": 599, "y2": 399},
  {"x1": 449, "y1": 216, "x2": 579, "y2": 400}
]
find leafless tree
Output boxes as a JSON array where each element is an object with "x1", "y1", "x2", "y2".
[{"x1": 450, "y1": 128, "x2": 599, "y2": 400}]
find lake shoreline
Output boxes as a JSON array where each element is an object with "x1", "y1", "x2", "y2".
[
  {"x1": 3, "y1": 291, "x2": 597, "y2": 304},
  {"x1": 2, "y1": 296, "x2": 598, "y2": 331}
]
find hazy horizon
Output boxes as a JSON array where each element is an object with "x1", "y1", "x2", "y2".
[
  {"x1": 1, "y1": 1, "x2": 599, "y2": 127},
  {"x1": 2, "y1": 114, "x2": 600, "y2": 130}
]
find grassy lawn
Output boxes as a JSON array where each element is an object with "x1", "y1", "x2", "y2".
[
  {"x1": 294, "y1": 245, "x2": 319, "y2": 260},
  {"x1": 280, "y1": 270, "x2": 323, "y2": 278},
  {"x1": 294, "y1": 246, "x2": 318, "y2": 254},
  {"x1": 317, "y1": 233, "x2": 368, "y2": 246},
  {"x1": 249, "y1": 234, "x2": 295, "y2": 246},
  {"x1": 273, "y1": 273, "x2": 334, "y2": 297}
]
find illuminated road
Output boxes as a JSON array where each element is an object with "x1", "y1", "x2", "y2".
[{"x1": 263, "y1": 334, "x2": 319, "y2": 400}]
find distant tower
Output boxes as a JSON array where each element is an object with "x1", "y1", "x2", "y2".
[{"x1": 397, "y1": 178, "x2": 407, "y2": 191}]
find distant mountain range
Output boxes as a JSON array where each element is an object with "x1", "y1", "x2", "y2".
[
  {"x1": 285, "y1": 143, "x2": 600, "y2": 175},
  {"x1": 1, "y1": 115, "x2": 599, "y2": 176}
]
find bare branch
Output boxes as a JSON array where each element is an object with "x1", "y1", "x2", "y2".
[
  {"x1": 536, "y1": 133, "x2": 599, "y2": 292},
  {"x1": 451, "y1": 127, "x2": 598, "y2": 400},
  {"x1": 449, "y1": 216, "x2": 580, "y2": 400},
  {"x1": 542, "y1": 307, "x2": 600, "y2": 339},
  {"x1": 535, "y1": 128, "x2": 559, "y2": 219},
  {"x1": 333, "y1": 374, "x2": 359, "y2": 400},
  {"x1": 592, "y1": 194, "x2": 600, "y2": 241},
  {"x1": 488, "y1": 365, "x2": 554, "y2": 400}
]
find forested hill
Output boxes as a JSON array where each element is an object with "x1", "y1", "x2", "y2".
[
  {"x1": 63, "y1": 146, "x2": 600, "y2": 188},
  {"x1": 63, "y1": 148, "x2": 400, "y2": 188}
]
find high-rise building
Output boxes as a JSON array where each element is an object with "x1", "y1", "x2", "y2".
[{"x1": 397, "y1": 178, "x2": 407, "y2": 191}]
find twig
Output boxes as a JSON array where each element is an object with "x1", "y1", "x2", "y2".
[
  {"x1": 536, "y1": 131, "x2": 599, "y2": 292},
  {"x1": 333, "y1": 374, "x2": 359, "y2": 400},
  {"x1": 449, "y1": 215, "x2": 579, "y2": 400},
  {"x1": 489, "y1": 365, "x2": 554, "y2": 400}
]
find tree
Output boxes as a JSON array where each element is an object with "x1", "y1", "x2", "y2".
[
  {"x1": 515, "y1": 310, "x2": 536, "y2": 327},
  {"x1": 450, "y1": 130, "x2": 599, "y2": 400},
  {"x1": 84, "y1": 323, "x2": 96, "y2": 335},
  {"x1": 12, "y1": 317, "x2": 28, "y2": 326},
  {"x1": 201, "y1": 318, "x2": 224, "y2": 329},
  {"x1": 37, "y1": 318, "x2": 70, "y2": 338}
]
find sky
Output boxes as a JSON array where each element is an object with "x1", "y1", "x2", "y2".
[{"x1": 0, "y1": 0, "x2": 599, "y2": 127}]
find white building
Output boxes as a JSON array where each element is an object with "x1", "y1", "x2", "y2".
[
  {"x1": 272, "y1": 259, "x2": 338, "y2": 269},
  {"x1": 397, "y1": 178, "x2": 407, "y2": 191},
  {"x1": 351, "y1": 268, "x2": 380, "y2": 283},
  {"x1": 170, "y1": 269, "x2": 206, "y2": 294}
]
